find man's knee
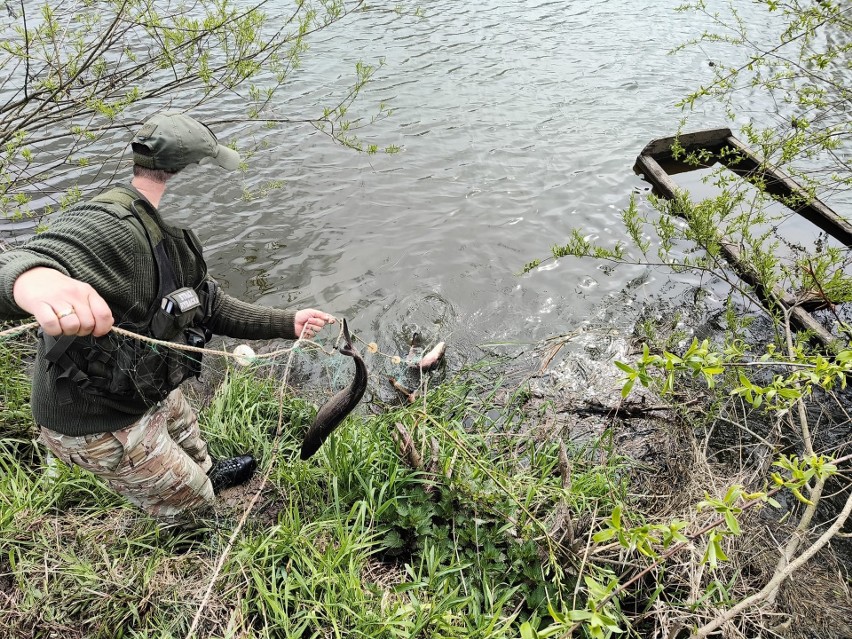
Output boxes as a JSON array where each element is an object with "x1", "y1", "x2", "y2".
[
  {"x1": 114, "y1": 471, "x2": 215, "y2": 519},
  {"x1": 40, "y1": 427, "x2": 124, "y2": 474},
  {"x1": 130, "y1": 477, "x2": 215, "y2": 519}
]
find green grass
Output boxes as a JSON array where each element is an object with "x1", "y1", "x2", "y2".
[{"x1": 0, "y1": 343, "x2": 628, "y2": 639}]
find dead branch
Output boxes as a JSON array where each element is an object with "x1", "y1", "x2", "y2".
[
  {"x1": 388, "y1": 377, "x2": 417, "y2": 403},
  {"x1": 691, "y1": 483, "x2": 852, "y2": 638}
]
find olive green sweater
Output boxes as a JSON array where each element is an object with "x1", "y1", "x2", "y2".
[{"x1": 0, "y1": 184, "x2": 297, "y2": 435}]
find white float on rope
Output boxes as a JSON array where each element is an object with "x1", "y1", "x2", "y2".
[{"x1": 232, "y1": 344, "x2": 256, "y2": 367}]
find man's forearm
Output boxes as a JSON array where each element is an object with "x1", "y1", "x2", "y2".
[{"x1": 207, "y1": 290, "x2": 297, "y2": 340}]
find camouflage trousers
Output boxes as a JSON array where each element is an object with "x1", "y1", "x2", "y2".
[{"x1": 40, "y1": 389, "x2": 215, "y2": 519}]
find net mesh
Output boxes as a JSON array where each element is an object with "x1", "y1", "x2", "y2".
[{"x1": 0, "y1": 318, "x2": 447, "y2": 411}]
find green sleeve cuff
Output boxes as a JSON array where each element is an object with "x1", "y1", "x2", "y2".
[{"x1": 277, "y1": 310, "x2": 297, "y2": 340}]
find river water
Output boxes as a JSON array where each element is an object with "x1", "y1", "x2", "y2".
[
  {"x1": 7, "y1": 1, "x2": 848, "y2": 366},
  {"x1": 162, "y1": 1, "x2": 732, "y2": 362}
]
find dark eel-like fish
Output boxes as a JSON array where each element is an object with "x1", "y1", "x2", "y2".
[{"x1": 300, "y1": 319, "x2": 367, "y2": 460}]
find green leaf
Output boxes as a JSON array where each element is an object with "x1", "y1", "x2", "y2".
[
  {"x1": 593, "y1": 528, "x2": 617, "y2": 543},
  {"x1": 664, "y1": 351, "x2": 683, "y2": 364},
  {"x1": 703, "y1": 543, "x2": 715, "y2": 568},
  {"x1": 611, "y1": 505, "x2": 622, "y2": 530},
  {"x1": 615, "y1": 361, "x2": 636, "y2": 375},
  {"x1": 713, "y1": 538, "x2": 728, "y2": 563},
  {"x1": 520, "y1": 622, "x2": 537, "y2": 639},
  {"x1": 791, "y1": 487, "x2": 814, "y2": 505},
  {"x1": 584, "y1": 575, "x2": 609, "y2": 600},
  {"x1": 724, "y1": 510, "x2": 741, "y2": 535},
  {"x1": 547, "y1": 601, "x2": 567, "y2": 624},
  {"x1": 567, "y1": 609, "x2": 593, "y2": 622}
]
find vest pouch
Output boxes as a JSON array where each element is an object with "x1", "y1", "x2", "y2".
[
  {"x1": 180, "y1": 327, "x2": 206, "y2": 380},
  {"x1": 108, "y1": 338, "x2": 172, "y2": 402},
  {"x1": 107, "y1": 331, "x2": 202, "y2": 402},
  {"x1": 150, "y1": 287, "x2": 201, "y2": 340}
]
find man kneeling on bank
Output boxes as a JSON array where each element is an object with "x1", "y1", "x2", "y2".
[{"x1": 0, "y1": 113, "x2": 334, "y2": 519}]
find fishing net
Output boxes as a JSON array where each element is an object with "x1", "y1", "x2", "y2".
[
  {"x1": 223, "y1": 320, "x2": 447, "y2": 410},
  {"x1": 0, "y1": 316, "x2": 447, "y2": 420}
]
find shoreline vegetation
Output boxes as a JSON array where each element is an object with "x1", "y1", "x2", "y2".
[
  {"x1": 1, "y1": 309, "x2": 850, "y2": 639},
  {"x1": 0, "y1": 327, "x2": 618, "y2": 638}
]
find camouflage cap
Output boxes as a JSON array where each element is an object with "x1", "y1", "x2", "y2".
[{"x1": 132, "y1": 112, "x2": 241, "y2": 172}]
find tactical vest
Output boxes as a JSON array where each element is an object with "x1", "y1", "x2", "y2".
[{"x1": 41, "y1": 187, "x2": 216, "y2": 408}]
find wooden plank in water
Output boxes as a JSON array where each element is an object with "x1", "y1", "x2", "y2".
[
  {"x1": 635, "y1": 129, "x2": 852, "y2": 246},
  {"x1": 634, "y1": 131, "x2": 841, "y2": 350},
  {"x1": 720, "y1": 134, "x2": 852, "y2": 246},
  {"x1": 637, "y1": 127, "x2": 732, "y2": 161},
  {"x1": 719, "y1": 241, "x2": 836, "y2": 348}
]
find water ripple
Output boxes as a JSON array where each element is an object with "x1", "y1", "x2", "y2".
[{"x1": 17, "y1": 1, "x2": 801, "y2": 349}]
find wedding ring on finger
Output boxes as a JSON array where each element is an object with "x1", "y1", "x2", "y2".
[{"x1": 56, "y1": 307, "x2": 76, "y2": 320}]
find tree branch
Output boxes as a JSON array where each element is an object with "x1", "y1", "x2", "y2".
[{"x1": 690, "y1": 482, "x2": 852, "y2": 638}]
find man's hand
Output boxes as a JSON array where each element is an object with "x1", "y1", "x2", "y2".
[
  {"x1": 294, "y1": 309, "x2": 335, "y2": 339},
  {"x1": 13, "y1": 267, "x2": 114, "y2": 337}
]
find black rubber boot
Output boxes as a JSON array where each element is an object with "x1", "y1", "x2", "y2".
[{"x1": 207, "y1": 455, "x2": 257, "y2": 494}]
